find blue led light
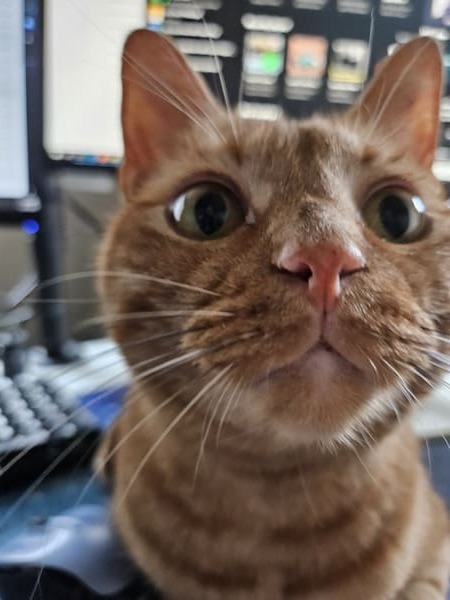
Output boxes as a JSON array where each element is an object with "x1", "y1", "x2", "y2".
[
  {"x1": 24, "y1": 16, "x2": 35, "y2": 31},
  {"x1": 21, "y1": 219, "x2": 40, "y2": 235}
]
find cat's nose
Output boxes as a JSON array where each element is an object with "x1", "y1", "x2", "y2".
[{"x1": 276, "y1": 241, "x2": 365, "y2": 313}]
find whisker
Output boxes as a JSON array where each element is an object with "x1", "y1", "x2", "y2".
[
  {"x1": 0, "y1": 366, "x2": 129, "y2": 482},
  {"x1": 19, "y1": 298, "x2": 99, "y2": 305},
  {"x1": 0, "y1": 348, "x2": 201, "y2": 481},
  {"x1": 400, "y1": 361, "x2": 442, "y2": 402},
  {"x1": 441, "y1": 434, "x2": 450, "y2": 450},
  {"x1": 0, "y1": 345, "x2": 225, "y2": 533},
  {"x1": 192, "y1": 0, "x2": 238, "y2": 142},
  {"x1": 354, "y1": 343, "x2": 382, "y2": 385},
  {"x1": 77, "y1": 308, "x2": 233, "y2": 330},
  {"x1": 122, "y1": 73, "x2": 223, "y2": 141},
  {"x1": 37, "y1": 327, "x2": 203, "y2": 390},
  {"x1": 123, "y1": 40, "x2": 226, "y2": 140},
  {"x1": 370, "y1": 120, "x2": 408, "y2": 151},
  {"x1": 123, "y1": 38, "x2": 226, "y2": 141},
  {"x1": 63, "y1": 0, "x2": 223, "y2": 142},
  {"x1": 380, "y1": 357, "x2": 421, "y2": 408},
  {"x1": 216, "y1": 377, "x2": 243, "y2": 445},
  {"x1": 223, "y1": 377, "x2": 246, "y2": 430},
  {"x1": 3, "y1": 270, "x2": 220, "y2": 315},
  {"x1": 84, "y1": 331, "x2": 256, "y2": 499},
  {"x1": 237, "y1": 59, "x2": 245, "y2": 111},
  {"x1": 193, "y1": 375, "x2": 234, "y2": 483},
  {"x1": 17, "y1": 296, "x2": 206, "y2": 311},
  {"x1": 427, "y1": 350, "x2": 450, "y2": 364},
  {"x1": 410, "y1": 360, "x2": 450, "y2": 395},
  {"x1": 424, "y1": 438, "x2": 433, "y2": 478},
  {"x1": 117, "y1": 364, "x2": 232, "y2": 507},
  {"x1": 352, "y1": 448, "x2": 378, "y2": 484},
  {"x1": 75, "y1": 379, "x2": 197, "y2": 507},
  {"x1": 0, "y1": 433, "x2": 91, "y2": 529}
]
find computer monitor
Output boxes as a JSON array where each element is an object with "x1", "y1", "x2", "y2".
[
  {"x1": 0, "y1": 0, "x2": 29, "y2": 200},
  {"x1": 43, "y1": 0, "x2": 147, "y2": 167},
  {"x1": 42, "y1": 0, "x2": 450, "y2": 183}
]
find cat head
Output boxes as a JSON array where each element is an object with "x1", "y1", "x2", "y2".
[{"x1": 100, "y1": 32, "x2": 450, "y2": 449}]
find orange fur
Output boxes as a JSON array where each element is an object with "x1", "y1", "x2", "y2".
[{"x1": 97, "y1": 33, "x2": 450, "y2": 598}]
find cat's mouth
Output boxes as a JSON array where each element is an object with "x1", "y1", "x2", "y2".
[
  {"x1": 309, "y1": 340, "x2": 335, "y2": 354},
  {"x1": 302, "y1": 339, "x2": 353, "y2": 369},
  {"x1": 261, "y1": 338, "x2": 357, "y2": 384}
]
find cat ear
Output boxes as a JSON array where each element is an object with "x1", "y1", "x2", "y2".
[
  {"x1": 350, "y1": 37, "x2": 443, "y2": 168},
  {"x1": 120, "y1": 30, "x2": 219, "y2": 195}
]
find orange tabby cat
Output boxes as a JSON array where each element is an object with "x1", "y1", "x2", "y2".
[{"x1": 97, "y1": 31, "x2": 450, "y2": 599}]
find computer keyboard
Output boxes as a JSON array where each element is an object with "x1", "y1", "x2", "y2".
[{"x1": 0, "y1": 374, "x2": 100, "y2": 487}]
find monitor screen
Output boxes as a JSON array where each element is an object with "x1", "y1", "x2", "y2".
[
  {"x1": 0, "y1": 0, "x2": 29, "y2": 199},
  {"x1": 42, "y1": 0, "x2": 450, "y2": 183},
  {"x1": 43, "y1": 0, "x2": 147, "y2": 167}
]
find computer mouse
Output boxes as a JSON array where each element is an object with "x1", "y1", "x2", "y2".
[{"x1": 0, "y1": 504, "x2": 161, "y2": 599}]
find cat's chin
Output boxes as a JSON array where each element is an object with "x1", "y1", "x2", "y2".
[{"x1": 238, "y1": 339, "x2": 379, "y2": 448}]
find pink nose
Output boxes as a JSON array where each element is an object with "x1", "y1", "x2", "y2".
[{"x1": 277, "y1": 241, "x2": 365, "y2": 313}]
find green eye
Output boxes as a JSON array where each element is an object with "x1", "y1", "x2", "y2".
[
  {"x1": 363, "y1": 189, "x2": 427, "y2": 243},
  {"x1": 168, "y1": 183, "x2": 247, "y2": 240}
]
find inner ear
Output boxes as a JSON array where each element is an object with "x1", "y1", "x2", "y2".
[
  {"x1": 349, "y1": 37, "x2": 442, "y2": 169},
  {"x1": 120, "y1": 30, "x2": 221, "y2": 196}
]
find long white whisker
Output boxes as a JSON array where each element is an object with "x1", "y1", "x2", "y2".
[
  {"x1": 193, "y1": 375, "x2": 234, "y2": 483},
  {"x1": 43, "y1": 327, "x2": 202, "y2": 390},
  {"x1": 192, "y1": 0, "x2": 238, "y2": 143},
  {"x1": 64, "y1": 0, "x2": 223, "y2": 141},
  {"x1": 124, "y1": 45, "x2": 226, "y2": 141},
  {"x1": 400, "y1": 362, "x2": 438, "y2": 403},
  {"x1": 126, "y1": 41, "x2": 224, "y2": 132},
  {"x1": 78, "y1": 309, "x2": 232, "y2": 329},
  {"x1": 117, "y1": 365, "x2": 232, "y2": 507},
  {"x1": 0, "y1": 434, "x2": 90, "y2": 529},
  {"x1": 352, "y1": 448, "x2": 378, "y2": 484},
  {"x1": 24, "y1": 270, "x2": 220, "y2": 301},
  {"x1": 216, "y1": 377, "x2": 243, "y2": 445},
  {"x1": 122, "y1": 72, "x2": 223, "y2": 141},
  {"x1": 380, "y1": 357, "x2": 420, "y2": 407},
  {"x1": 0, "y1": 349, "x2": 200, "y2": 481},
  {"x1": 75, "y1": 380, "x2": 194, "y2": 506}
]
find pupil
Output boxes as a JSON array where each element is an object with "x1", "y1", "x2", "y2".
[
  {"x1": 379, "y1": 195, "x2": 410, "y2": 239},
  {"x1": 194, "y1": 192, "x2": 228, "y2": 235}
]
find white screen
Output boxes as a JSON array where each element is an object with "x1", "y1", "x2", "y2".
[
  {"x1": 0, "y1": 0, "x2": 29, "y2": 199},
  {"x1": 44, "y1": 0, "x2": 146, "y2": 160}
]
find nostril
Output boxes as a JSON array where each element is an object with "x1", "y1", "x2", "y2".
[
  {"x1": 276, "y1": 240, "x2": 365, "y2": 312},
  {"x1": 296, "y1": 264, "x2": 313, "y2": 282},
  {"x1": 278, "y1": 261, "x2": 313, "y2": 281}
]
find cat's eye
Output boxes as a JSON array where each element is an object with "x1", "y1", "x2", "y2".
[
  {"x1": 363, "y1": 188, "x2": 427, "y2": 244},
  {"x1": 168, "y1": 183, "x2": 247, "y2": 240}
]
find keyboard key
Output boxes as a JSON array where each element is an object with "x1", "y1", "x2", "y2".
[
  {"x1": 56, "y1": 423, "x2": 78, "y2": 438},
  {"x1": 0, "y1": 426, "x2": 14, "y2": 441},
  {"x1": 0, "y1": 373, "x2": 101, "y2": 485}
]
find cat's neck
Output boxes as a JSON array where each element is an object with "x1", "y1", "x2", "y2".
[{"x1": 133, "y1": 383, "x2": 411, "y2": 485}]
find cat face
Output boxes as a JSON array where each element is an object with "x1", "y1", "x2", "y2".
[{"x1": 100, "y1": 33, "x2": 450, "y2": 448}]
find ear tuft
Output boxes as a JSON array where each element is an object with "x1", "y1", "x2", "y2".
[{"x1": 350, "y1": 37, "x2": 443, "y2": 169}]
